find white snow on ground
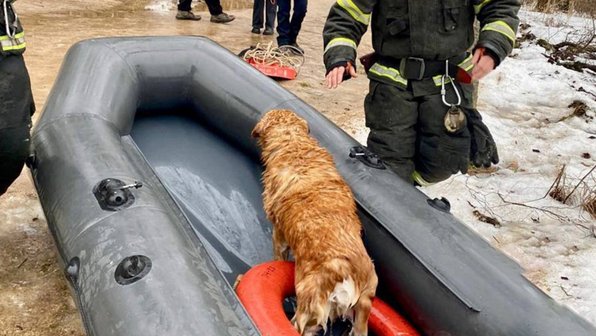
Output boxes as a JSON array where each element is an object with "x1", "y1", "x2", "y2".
[
  {"x1": 353, "y1": 9, "x2": 596, "y2": 324},
  {"x1": 144, "y1": 0, "x2": 175, "y2": 12}
]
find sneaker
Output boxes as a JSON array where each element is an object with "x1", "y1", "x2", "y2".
[
  {"x1": 279, "y1": 43, "x2": 304, "y2": 55},
  {"x1": 263, "y1": 27, "x2": 274, "y2": 35},
  {"x1": 176, "y1": 10, "x2": 201, "y2": 21},
  {"x1": 210, "y1": 12, "x2": 235, "y2": 23},
  {"x1": 290, "y1": 42, "x2": 304, "y2": 54},
  {"x1": 251, "y1": 27, "x2": 261, "y2": 34}
]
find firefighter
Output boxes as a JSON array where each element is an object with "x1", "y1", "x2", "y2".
[
  {"x1": 323, "y1": 0, "x2": 520, "y2": 186},
  {"x1": 0, "y1": 0, "x2": 35, "y2": 196}
]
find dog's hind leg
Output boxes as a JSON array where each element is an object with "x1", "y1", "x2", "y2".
[
  {"x1": 350, "y1": 292, "x2": 373, "y2": 336},
  {"x1": 272, "y1": 226, "x2": 290, "y2": 260}
]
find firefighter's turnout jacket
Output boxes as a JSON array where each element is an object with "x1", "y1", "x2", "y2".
[
  {"x1": 1, "y1": 0, "x2": 26, "y2": 56},
  {"x1": 323, "y1": 0, "x2": 520, "y2": 88},
  {"x1": 0, "y1": 0, "x2": 34, "y2": 195}
]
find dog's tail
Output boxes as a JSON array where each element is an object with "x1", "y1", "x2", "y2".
[
  {"x1": 329, "y1": 276, "x2": 359, "y2": 319},
  {"x1": 293, "y1": 274, "x2": 360, "y2": 335}
]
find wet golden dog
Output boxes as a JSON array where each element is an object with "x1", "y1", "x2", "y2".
[{"x1": 252, "y1": 109, "x2": 378, "y2": 336}]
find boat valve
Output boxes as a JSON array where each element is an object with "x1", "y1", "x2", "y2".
[
  {"x1": 349, "y1": 146, "x2": 386, "y2": 169},
  {"x1": 118, "y1": 181, "x2": 143, "y2": 191},
  {"x1": 93, "y1": 178, "x2": 142, "y2": 211}
]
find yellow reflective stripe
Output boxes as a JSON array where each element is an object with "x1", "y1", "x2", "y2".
[
  {"x1": 0, "y1": 32, "x2": 26, "y2": 51},
  {"x1": 336, "y1": 0, "x2": 371, "y2": 25},
  {"x1": 458, "y1": 54, "x2": 474, "y2": 71},
  {"x1": 474, "y1": 0, "x2": 492, "y2": 14},
  {"x1": 482, "y1": 21, "x2": 516, "y2": 43},
  {"x1": 324, "y1": 37, "x2": 357, "y2": 54},
  {"x1": 0, "y1": 32, "x2": 25, "y2": 40},
  {"x1": 432, "y1": 75, "x2": 453, "y2": 87},
  {"x1": 1, "y1": 41, "x2": 26, "y2": 51},
  {"x1": 369, "y1": 63, "x2": 408, "y2": 86},
  {"x1": 432, "y1": 54, "x2": 472, "y2": 87},
  {"x1": 412, "y1": 171, "x2": 434, "y2": 187}
]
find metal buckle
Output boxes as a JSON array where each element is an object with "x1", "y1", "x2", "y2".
[{"x1": 399, "y1": 57, "x2": 426, "y2": 80}]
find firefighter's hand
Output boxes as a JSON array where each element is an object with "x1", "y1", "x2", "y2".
[
  {"x1": 326, "y1": 62, "x2": 357, "y2": 89},
  {"x1": 471, "y1": 48, "x2": 495, "y2": 82}
]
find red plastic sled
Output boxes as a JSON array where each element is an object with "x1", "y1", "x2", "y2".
[{"x1": 245, "y1": 57, "x2": 298, "y2": 80}]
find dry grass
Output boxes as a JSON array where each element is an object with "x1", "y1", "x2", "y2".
[
  {"x1": 581, "y1": 187, "x2": 596, "y2": 219},
  {"x1": 523, "y1": 0, "x2": 595, "y2": 15},
  {"x1": 548, "y1": 165, "x2": 570, "y2": 203},
  {"x1": 547, "y1": 165, "x2": 596, "y2": 219}
]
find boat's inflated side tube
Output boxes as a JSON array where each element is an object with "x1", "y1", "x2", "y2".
[
  {"x1": 31, "y1": 37, "x2": 262, "y2": 336},
  {"x1": 31, "y1": 36, "x2": 596, "y2": 336}
]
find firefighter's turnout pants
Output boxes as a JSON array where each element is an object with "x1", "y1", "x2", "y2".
[
  {"x1": 0, "y1": 54, "x2": 34, "y2": 195},
  {"x1": 364, "y1": 77, "x2": 475, "y2": 185}
]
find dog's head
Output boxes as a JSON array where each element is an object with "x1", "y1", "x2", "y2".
[{"x1": 251, "y1": 109, "x2": 309, "y2": 139}]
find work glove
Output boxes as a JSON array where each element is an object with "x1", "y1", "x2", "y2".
[{"x1": 466, "y1": 108, "x2": 499, "y2": 168}]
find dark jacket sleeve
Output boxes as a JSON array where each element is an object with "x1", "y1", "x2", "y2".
[
  {"x1": 322, "y1": 0, "x2": 376, "y2": 74},
  {"x1": 474, "y1": 0, "x2": 521, "y2": 66}
]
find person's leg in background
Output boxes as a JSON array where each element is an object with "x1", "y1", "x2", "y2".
[
  {"x1": 205, "y1": 0, "x2": 235, "y2": 23},
  {"x1": 276, "y1": 0, "x2": 291, "y2": 46},
  {"x1": 287, "y1": 0, "x2": 307, "y2": 50},
  {"x1": 0, "y1": 55, "x2": 35, "y2": 196},
  {"x1": 252, "y1": 0, "x2": 265, "y2": 33},
  {"x1": 263, "y1": 0, "x2": 277, "y2": 35},
  {"x1": 176, "y1": 0, "x2": 201, "y2": 20}
]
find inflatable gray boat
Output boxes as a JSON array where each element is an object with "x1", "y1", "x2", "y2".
[{"x1": 30, "y1": 36, "x2": 596, "y2": 336}]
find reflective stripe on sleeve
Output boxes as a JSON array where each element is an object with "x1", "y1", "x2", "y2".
[
  {"x1": 473, "y1": 0, "x2": 492, "y2": 14},
  {"x1": 324, "y1": 37, "x2": 357, "y2": 54},
  {"x1": 369, "y1": 63, "x2": 408, "y2": 86},
  {"x1": 458, "y1": 54, "x2": 474, "y2": 71},
  {"x1": 336, "y1": 0, "x2": 371, "y2": 25},
  {"x1": 481, "y1": 20, "x2": 516, "y2": 43}
]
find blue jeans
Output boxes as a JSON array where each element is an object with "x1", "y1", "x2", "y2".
[
  {"x1": 252, "y1": 0, "x2": 277, "y2": 30},
  {"x1": 276, "y1": 0, "x2": 307, "y2": 46},
  {"x1": 177, "y1": 0, "x2": 222, "y2": 15}
]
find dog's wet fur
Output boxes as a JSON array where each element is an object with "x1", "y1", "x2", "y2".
[{"x1": 252, "y1": 109, "x2": 378, "y2": 336}]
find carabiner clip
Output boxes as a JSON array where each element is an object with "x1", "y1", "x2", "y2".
[{"x1": 440, "y1": 60, "x2": 462, "y2": 107}]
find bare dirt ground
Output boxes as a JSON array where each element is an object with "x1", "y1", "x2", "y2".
[{"x1": 0, "y1": 0, "x2": 372, "y2": 335}]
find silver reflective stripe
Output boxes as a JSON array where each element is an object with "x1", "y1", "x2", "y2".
[
  {"x1": 324, "y1": 37, "x2": 357, "y2": 54},
  {"x1": 336, "y1": 0, "x2": 371, "y2": 25},
  {"x1": 433, "y1": 75, "x2": 451, "y2": 86},
  {"x1": 481, "y1": 21, "x2": 516, "y2": 43},
  {"x1": 0, "y1": 31, "x2": 25, "y2": 51},
  {"x1": 369, "y1": 63, "x2": 408, "y2": 86}
]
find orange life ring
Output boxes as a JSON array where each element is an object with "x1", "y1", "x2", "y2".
[{"x1": 235, "y1": 261, "x2": 420, "y2": 336}]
